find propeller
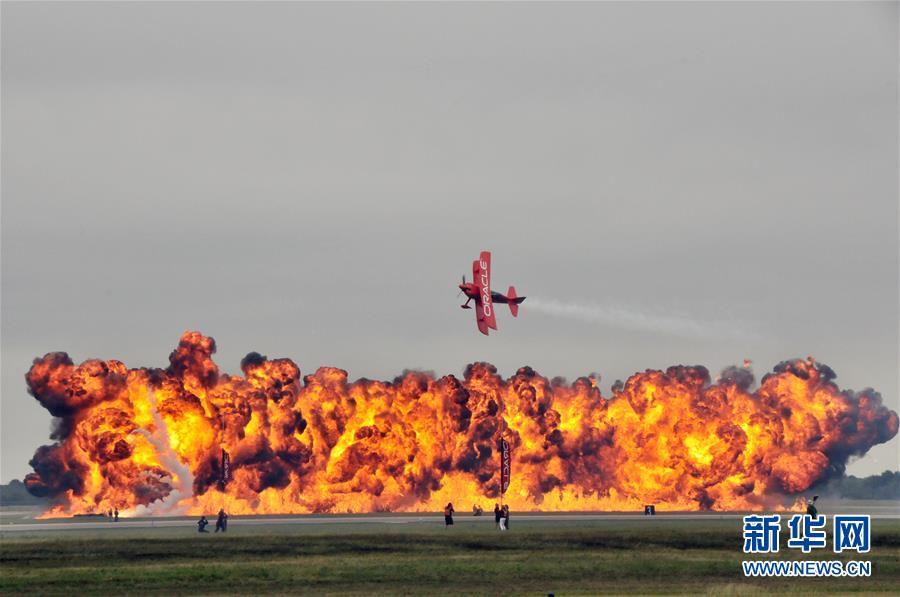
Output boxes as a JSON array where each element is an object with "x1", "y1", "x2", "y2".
[{"x1": 457, "y1": 275, "x2": 465, "y2": 297}]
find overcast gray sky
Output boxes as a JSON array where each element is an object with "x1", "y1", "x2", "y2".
[{"x1": 2, "y1": 1, "x2": 898, "y2": 483}]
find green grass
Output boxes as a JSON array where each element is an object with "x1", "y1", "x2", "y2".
[{"x1": 2, "y1": 519, "x2": 898, "y2": 595}]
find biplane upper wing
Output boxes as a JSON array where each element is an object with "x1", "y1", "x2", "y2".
[
  {"x1": 475, "y1": 251, "x2": 497, "y2": 332},
  {"x1": 472, "y1": 259, "x2": 489, "y2": 335}
]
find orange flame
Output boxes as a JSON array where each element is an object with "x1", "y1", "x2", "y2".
[{"x1": 24, "y1": 332, "x2": 898, "y2": 516}]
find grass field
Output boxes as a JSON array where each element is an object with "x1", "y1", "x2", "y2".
[{"x1": 1, "y1": 518, "x2": 898, "y2": 595}]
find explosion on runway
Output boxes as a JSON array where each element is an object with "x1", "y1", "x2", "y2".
[{"x1": 23, "y1": 332, "x2": 898, "y2": 517}]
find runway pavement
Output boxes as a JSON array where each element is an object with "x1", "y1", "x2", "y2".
[{"x1": 2, "y1": 510, "x2": 897, "y2": 533}]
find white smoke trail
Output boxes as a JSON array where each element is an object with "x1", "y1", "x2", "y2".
[
  {"x1": 129, "y1": 389, "x2": 194, "y2": 517},
  {"x1": 526, "y1": 297, "x2": 760, "y2": 341}
]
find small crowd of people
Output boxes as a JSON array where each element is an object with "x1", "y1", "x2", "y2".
[
  {"x1": 106, "y1": 508, "x2": 119, "y2": 522},
  {"x1": 196, "y1": 503, "x2": 517, "y2": 532},
  {"x1": 197, "y1": 508, "x2": 228, "y2": 533},
  {"x1": 443, "y1": 502, "x2": 511, "y2": 530}
]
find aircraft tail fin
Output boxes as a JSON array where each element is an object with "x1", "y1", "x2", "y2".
[{"x1": 506, "y1": 286, "x2": 525, "y2": 317}]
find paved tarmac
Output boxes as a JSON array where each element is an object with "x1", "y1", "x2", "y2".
[{"x1": 1, "y1": 510, "x2": 897, "y2": 533}]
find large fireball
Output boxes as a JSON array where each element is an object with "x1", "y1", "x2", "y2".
[{"x1": 23, "y1": 332, "x2": 898, "y2": 516}]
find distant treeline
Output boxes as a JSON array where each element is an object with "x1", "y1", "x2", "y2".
[
  {"x1": 810, "y1": 470, "x2": 900, "y2": 501},
  {"x1": 1, "y1": 471, "x2": 898, "y2": 506},
  {"x1": 0, "y1": 479, "x2": 49, "y2": 506}
]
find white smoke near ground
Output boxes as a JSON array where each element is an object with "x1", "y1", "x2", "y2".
[
  {"x1": 526, "y1": 297, "x2": 761, "y2": 341},
  {"x1": 129, "y1": 389, "x2": 194, "y2": 517}
]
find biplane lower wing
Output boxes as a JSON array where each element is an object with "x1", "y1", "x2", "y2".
[{"x1": 475, "y1": 306, "x2": 490, "y2": 335}]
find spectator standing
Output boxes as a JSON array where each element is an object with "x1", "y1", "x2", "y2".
[
  {"x1": 806, "y1": 495, "x2": 820, "y2": 518},
  {"x1": 215, "y1": 508, "x2": 228, "y2": 532},
  {"x1": 443, "y1": 503, "x2": 455, "y2": 527}
]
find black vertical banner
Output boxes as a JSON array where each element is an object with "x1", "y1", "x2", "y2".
[
  {"x1": 220, "y1": 449, "x2": 231, "y2": 489},
  {"x1": 500, "y1": 438, "x2": 510, "y2": 494}
]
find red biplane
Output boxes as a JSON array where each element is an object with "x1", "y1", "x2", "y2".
[{"x1": 458, "y1": 251, "x2": 525, "y2": 335}]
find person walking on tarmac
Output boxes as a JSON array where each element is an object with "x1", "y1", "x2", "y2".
[
  {"x1": 494, "y1": 504, "x2": 502, "y2": 529},
  {"x1": 215, "y1": 508, "x2": 228, "y2": 532},
  {"x1": 443, "y1": 503, "x2": 455, "y2": 527}
]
